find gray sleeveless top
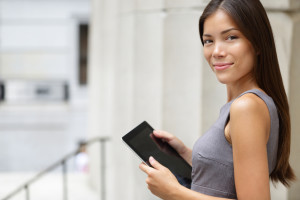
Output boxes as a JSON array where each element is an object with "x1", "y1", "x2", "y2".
[{"x1": 191, "y1": 89, "x2": 279, "y2": 199}]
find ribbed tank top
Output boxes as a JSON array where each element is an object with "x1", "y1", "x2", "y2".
[{"x1": 191, "y1": 89, "x2": 279, "y2": 199}]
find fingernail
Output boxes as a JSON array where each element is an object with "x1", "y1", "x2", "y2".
[{"x1": 149, "y1": 156, "x2": 154, "y2": 163}]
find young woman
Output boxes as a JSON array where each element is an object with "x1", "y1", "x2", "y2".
[{"x1": 139, "y1": 0, "x2": 296, "y2": 199}]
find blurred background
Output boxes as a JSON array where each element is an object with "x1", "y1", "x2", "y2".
[{"x1": 0, "y1": 0, "x2": 299, "y2": 199}]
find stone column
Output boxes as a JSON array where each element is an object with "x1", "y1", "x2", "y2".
[
  {"x1": 87, "y1": 0, "x2": 120, "y2": 198},
  {"x1": 130, "y1": 6, "x2": 165, "y2": 200},
  {"x1": 89, "y1": 0, "x2": 166, "y2": 199},
  {"x1": 287, "y1": 11, "x2": 300, "y2": 200},
  {"x1": 162, "y1": 9, "x2": 203, "y2": 149}
]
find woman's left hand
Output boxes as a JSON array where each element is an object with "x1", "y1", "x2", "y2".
[{"x1": 139, "y1": 156, "x2": 180, "y2": 199}]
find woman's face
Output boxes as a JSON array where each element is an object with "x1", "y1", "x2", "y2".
[{"x1": 202, "y1": 9, "x2": 257, "y2": 85}]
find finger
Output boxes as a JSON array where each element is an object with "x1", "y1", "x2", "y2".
[
  {"x1": 153, "y1": 130, "x2": 173, "y2": 141},
  {"x1": 149, "y1": 156, "x2": 165, "y2": 170},
  {"x1": 139, "y1": 162, "x2": 152, "y2": 174}
]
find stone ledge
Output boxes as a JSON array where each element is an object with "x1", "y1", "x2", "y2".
[
  {"x1": 163, "y1": 0, "x2": 300, "y2": 11},
  {"x1": 120, "y1": 0, "x2": 300, "y2": 13},
  {"x1": 164, "y1": 0, "x2": 210, "y2": 9},
  {"x1": 120, "y1": 0, "x2": 164, "y2": 13}
]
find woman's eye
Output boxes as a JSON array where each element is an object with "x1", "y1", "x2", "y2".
[
  {"x1": 203, "y1": 39, "x2": 213, "y2": 44},
  {"x1": 227, "y1": 35, "x2": 238, "y2": 40}
]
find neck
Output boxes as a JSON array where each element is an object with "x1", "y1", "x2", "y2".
[{"x1": 226, "y1": 77, "x2": 260, "y2": 102}]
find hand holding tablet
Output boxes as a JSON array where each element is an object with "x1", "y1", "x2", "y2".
[{"x1": 122, "y1": 121, "x2": 192, "y2": 188}]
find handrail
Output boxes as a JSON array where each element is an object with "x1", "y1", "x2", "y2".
[{"x1": 1, "y1": 137, "x2": 110, "y2": 200}]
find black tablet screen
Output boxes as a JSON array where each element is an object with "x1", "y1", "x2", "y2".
[{"x1": 122, "y1": 121, "x2": 192, "y2": 188}]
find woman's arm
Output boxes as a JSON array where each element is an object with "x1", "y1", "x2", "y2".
[
  {"x1": 153, "y1": 130, "x2": 192, "y2": 165},
  {"x1": 230, "y1": 93, "x2": 271, "y2": 199}
]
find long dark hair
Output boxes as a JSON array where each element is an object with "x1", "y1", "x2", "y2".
[{"x1": 199, "y1": 0, "x2": 295, "y2": 186}]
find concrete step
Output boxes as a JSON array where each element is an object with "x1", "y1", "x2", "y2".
[{"x1": 0, "y1": 172, "x2": 99, "y2": 200}]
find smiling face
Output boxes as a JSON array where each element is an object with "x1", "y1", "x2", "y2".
[{"x1": 203, "y1": 9, "x2": 257, "y2": 86}]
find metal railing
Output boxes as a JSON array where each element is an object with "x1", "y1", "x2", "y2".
[{"x1": 1, "y1": 137, "x2": 109, "y2": 200}]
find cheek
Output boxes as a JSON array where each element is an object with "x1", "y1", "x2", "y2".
[
  {"x1": 233, "y1": 42, "x2": 256, "y2": 69},
  {"x1": 236, "y1": 41, "x2": 256, "y2": 63},
  {"x1": 203, "y1": 48, "x2": 212, "y2": 63},
  {"x1": 241, "y1": 48, "x2": 256, "y2": 69}
]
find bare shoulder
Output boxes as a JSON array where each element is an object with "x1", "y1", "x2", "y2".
[
  {"x1": 230, "y1": 93, "x2": 269, "y2": 116},
  {"x1": 230, "y1": 93, "x2": 270, "y2": 142}
]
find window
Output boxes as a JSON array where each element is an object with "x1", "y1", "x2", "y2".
[{"x1": 78, "y1": 24, "x2": 89, "y2": 85}]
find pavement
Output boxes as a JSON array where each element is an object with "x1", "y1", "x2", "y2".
[{"x1": 0, "y1": 172, "x2": 99, "y2": 200}]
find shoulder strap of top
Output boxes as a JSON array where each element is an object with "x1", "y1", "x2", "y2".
[
  {"x1": 233, "y1": 89, "x2": 278, "y2": 124},
  {"x1": 223, "y1": 89, "x2": 277, "y2": 128},
  {"x1": 234, "y1": 89, "x2": 274, "y2": 108}
]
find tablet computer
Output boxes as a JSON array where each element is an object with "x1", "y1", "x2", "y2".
[{"x1": 122, "y1": 121, "x2": 192, "y2": 188}]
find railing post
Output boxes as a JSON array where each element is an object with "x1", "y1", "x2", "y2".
[
  {"x1": 62, "y1": 160, "x2": 68, "y2": 200},
  {"x1": 24, "y1": 185, "x2": 30, "y2": 200},
  {"x1": 100, "y1": 138, "x2": 107, "y2": 200}
]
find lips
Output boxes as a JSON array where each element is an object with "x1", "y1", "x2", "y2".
[{"x1": 213, "y1": 63, "x2": 233, "y2": 71}]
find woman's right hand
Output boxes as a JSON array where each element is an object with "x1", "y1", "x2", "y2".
[{"x1": 153, "y1": 130, "x2": 192, "y2": 165}]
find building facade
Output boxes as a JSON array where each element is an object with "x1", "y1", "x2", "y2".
[{"x1": 0, "y1": 0, "x2": 90, "y2": 171}]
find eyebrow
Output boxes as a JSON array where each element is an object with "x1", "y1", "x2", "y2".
[{"x1": 203, "y1": 27, "x2": 239, "y2": 37}]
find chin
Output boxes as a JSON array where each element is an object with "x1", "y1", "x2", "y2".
[{"x1": 216, "y1": 76, "x2": 230, "y2": 84}]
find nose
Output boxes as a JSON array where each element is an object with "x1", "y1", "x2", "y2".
[{"x1": 212, "y1": 42, "x2": 226, "y2": 58}]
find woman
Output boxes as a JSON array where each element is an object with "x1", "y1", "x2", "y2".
[{"x1": 139, "y1": 0, "x2": 296, "y2": 199}]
